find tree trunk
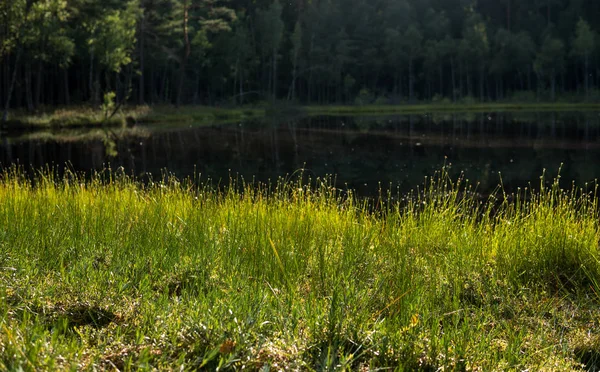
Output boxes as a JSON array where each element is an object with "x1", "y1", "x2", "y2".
[
  {"x1": 233, "y1": 61, "x2": 237, "y2": 103},
  {"x1": 193, "y1": 71, "x2": 201, "y2": 104},
  {"x1": 336, "y1": 73, "x2": 342, "y2": 103},
  {"x1": 459, "y1": 59, "x2": 464, "y2": 98},
  {"x1": 94, "y1": 68, "x2": 101, "y2": 105},
  {"x1": 496, "y1": 76, "x2": 500, "y2": 100},
  {"x1": 307, "y1": 69, "x2": 312, "y2": 104},
  {"x1": 272, "y1": 49, "x2": 277, "y2": 100},
  {"x1": 2, "y1": 0, "x2": 34, "y2": 119},
  {"x1": 267, "y1": 60, "x2": 272, "y2": 100},
  {"x1": 398, "y1": 73, "x2": 403, "y2": 101},
  {"x1": 506, "y1": 0, "x2": 511, "y2": 31},
  {"x1": 466, "y1": 63, "x2": 472, "y2": 98},
  {"x1": 89, "y1": 50, "x2": 95, "y2": 103},
  {"x1": 35, "y1": 60, "x2": 42, "y2": 108},
  {"x1": 2, "y1": 57, "x2": 8, "y2": 106},
  {"x1": 536, "y1": 73, "x2": 542, "y2": 101},
  {"x1": 159, "y1": 64, "x2": 168, "y2": 103},
  {"x1": 517, "y1": 68, "x2": 524, "y2": 90},
  {"x1": 427, "y1": 80, "x2": 432, "y2": 100},
  {"x1": 139, "y1": 8, "x2": 145, "y2": 105},
  {"x1": 25, "y1": 62, "x2": 34, "y2": 111},
  {"x1": 64, "y1": 68, "x2": 70, "y2": 105},
  {"x1": 551, "y1": 70, "x2": 556, "y2": 101},
  {"x1": 451, "y1": 57, "x2": 456, "y2": 102},
  {"x1": 479, "y1": 65, "x2": 484, "y2": 102},
  {"x1": 239, "y1": 69, "x2": 243, "y2": 104},
  {"x1": 288, "y1": 72, "x2": 296, "y2": 102},
  {"x1": 176, "y1": 62, "x2": 188, "y2": 107},
  {"x1": 409, "y1": 57, "x2": 414, "y2": 102},
  {"x1": 2, "y1": 48, "x2": 22, "y2": 122},
  {"x1": 307, "y1": 33, "x2": 314, "y2": 104},
  {"x1": 150, "y1": 64, "x2": 156, "y2": 103},
  {"x1": 176, "y1": 1, "x2": 190, "y2": 107},
  {"x1": 439, "y1": 64, "x2": 444, "y2": 98},
  {"x1": 585, "y1": 53, "x2": 589, "y2": 100},
  {"x1": 163, "y1": 77, "x2": 170, "y2": 103},
  {"x1": 125, "y1": 65, "x2": 133, "y2": 102},
  {"x1": 105, "y1": 71, "x2": 111, "y2": 94},
  {"x1": 288, "y1": 46, "x2": 298, "y2": 102},
  {"x1": 15, "y1": 71, "x2": 23, "y2": 109}
]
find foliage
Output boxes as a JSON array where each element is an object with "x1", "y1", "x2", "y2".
[
  {"x1": 23, "y1": 0, "x2": 75, "y2": 67},
  {"x1": 3, "y1": 0, "x2": 600, "y2": 109},
  {"x1": 86, "y1": 1, "x2": 139, "y2": 73},
  {"x1": 101, "y1": 91, "x2": 116, "y2": 118},
  {"x1": 354, "y1": 88, "x2": 375, "y2": 106},
  {"x1": 572, "y1": 18, "x2": 596, "y2": 60}
]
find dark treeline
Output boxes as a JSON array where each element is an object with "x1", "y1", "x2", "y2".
[{"x1": 2, "y1": 0, "x2": 600, "y2": 115}]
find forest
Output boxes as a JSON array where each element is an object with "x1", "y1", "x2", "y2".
[{"x1": 2, "y1": 0, "x2": 600, "y2": 114}]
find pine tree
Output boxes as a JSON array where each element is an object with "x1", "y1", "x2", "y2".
[{"x1": 572, "y1": 18, "x2": 596, "y2": 98}]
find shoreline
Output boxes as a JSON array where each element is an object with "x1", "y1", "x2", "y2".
[{"x1": 2, "y1": 102, "x2": 600, "y2": 130}]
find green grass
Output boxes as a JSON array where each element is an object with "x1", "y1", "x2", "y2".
[
  {"x1": 140, "y1": 105, "x2": 264, "y2": 126},
  {"x1": 2, "y1": 105, "x2": 263, "y2": 129},
  {"x1": 304, "y1": 102, "x2": 600, "y2": 115},
  {"x1": 1, "y1": 169, "x2": 600, "y2": 370},
  {"x1": 2, "y1": 106, "x2": 152, "y2": 129}
]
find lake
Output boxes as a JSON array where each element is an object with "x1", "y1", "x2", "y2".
[{"x1": 1, "y1": 111, "x2": 600, "y2": 196}]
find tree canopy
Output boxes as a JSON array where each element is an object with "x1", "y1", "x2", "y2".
[{"x1": 2, "y1": 0, "x2": 600, "y2": 111}]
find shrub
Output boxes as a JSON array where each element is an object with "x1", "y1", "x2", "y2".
[{"x1": 354, "y1": 88, "x2": 375, "y2": 106}]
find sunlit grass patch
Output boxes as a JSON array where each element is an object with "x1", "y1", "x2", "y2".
[
  {"x1": 0, "y1": 168, "x2": 599, "y2": 370},
  {"x1": 3, "y1": 105, "x2": 265, "y2": 129},
  {"x1": 3, "y1": 105, "x2": 153, "y2": 130}
]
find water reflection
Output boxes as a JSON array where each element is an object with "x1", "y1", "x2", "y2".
[{"x1": 1, "y1": 112, "x2": 599, "y2": 195}]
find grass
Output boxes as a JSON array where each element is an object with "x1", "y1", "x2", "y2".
[
  {"x1": 139, "y1": 105, "x2": 264, "y2": 126},
  {"x1": 1, "y1": 105, "x2": 263, "y2": 129},
  {"x1": 2, "y1": 106, "x2": 153, "y2": 129},
  {"x1": 305, "y1": 102, "x2": 600, "y2": 116},
  {"x1": 4, "y1": 101, "x2": 600, "y2": 130},
  {"x1": 1, "y1": 169, "x2": 600, "y2": 370}
]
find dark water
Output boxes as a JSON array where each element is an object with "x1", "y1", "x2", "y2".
[{"x1": 1, "y1": 111, "x2": 600, "y2": 196}]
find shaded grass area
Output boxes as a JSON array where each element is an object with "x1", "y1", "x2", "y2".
[
  {"x1": 4, "y1": 102, "x2": 600, "y2": 130},
  {"x1": 305, "y1": 102, "x2": 600, "y2": 115},
  {"x1": 140, "y1": 105, "x2": 264, "y2": 126},
  {"x1": 1, "y1": 170, "x2": 600, "y2": 370}
]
